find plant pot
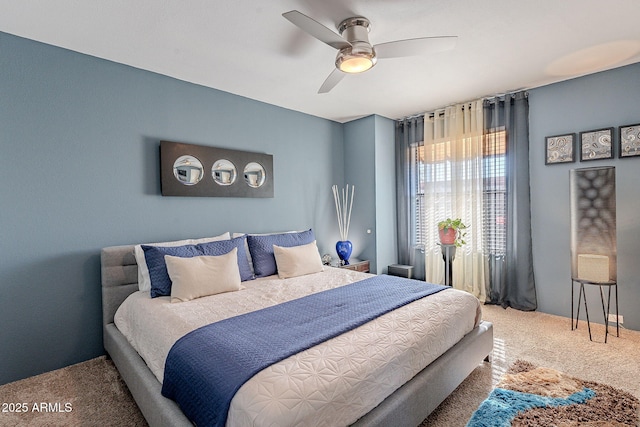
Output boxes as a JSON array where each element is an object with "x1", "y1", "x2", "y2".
[{"x1": 439, "y1": 228, "x2": 457, "y2": 245}]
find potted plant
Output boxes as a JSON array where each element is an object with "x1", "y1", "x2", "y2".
[{"x1": 438, "y1": 218, "x2": 468, "y2": 247}]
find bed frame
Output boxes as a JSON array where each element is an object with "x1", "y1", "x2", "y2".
[{"x1": 102, "y1": 244, "x2": 493, "y2": 427}]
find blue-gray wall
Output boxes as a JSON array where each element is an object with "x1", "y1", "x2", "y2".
[
  {"x1": 343, "y1": 117, "x2": 376, "y2": 270},
  {"x1": 529, "y1": 62, "x2": 640, "y2": 331},
  {"x1": 374, "y1": 115, "x2": 398, "y2": 274},
  {"x1": 342, "y1": 115, "x2": 397, "y2": 274},
  {"x1": 0, "y1": 32, "x2": 347, "y2": 385}
]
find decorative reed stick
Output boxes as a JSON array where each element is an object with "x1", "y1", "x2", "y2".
[{"x1": 332, "y1": 184, "x2": 355, "y2": 241}]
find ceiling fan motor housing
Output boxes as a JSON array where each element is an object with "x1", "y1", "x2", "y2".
[{"x1": 335, "y1": 17, "x2": 377, "y2": 73}]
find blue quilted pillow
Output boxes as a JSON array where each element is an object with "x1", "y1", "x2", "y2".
[
  {"x1": 142, "y1": 244, "x2": 202, "y2": 298},
  {"x1": 247, "y1": 229, "x2": 315, "y2": 277},
  {"x1": 143, "y1": 235, "x2": 254, "y2": 298},
  {"x1": 198, "y1": 235, "x2": 253, "y2": 282}
]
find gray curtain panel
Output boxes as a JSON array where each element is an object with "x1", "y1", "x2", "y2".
[
  {"x1": 484, "y1": 92, "x2": 537, "y2": 310},
  {"x1": 395, "y1": 117, "x2": 424, "y2": 273}
]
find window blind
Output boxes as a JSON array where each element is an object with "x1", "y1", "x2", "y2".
[{"x1": 482, "y1": 128, "x2": 507, "y2": 256}]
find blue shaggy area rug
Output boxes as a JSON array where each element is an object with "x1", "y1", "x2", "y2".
[{"x1": 466, "y1": 360, "x2": 639, "y2": 427}]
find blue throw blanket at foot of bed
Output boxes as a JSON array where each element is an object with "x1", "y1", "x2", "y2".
[{"x1": 162, "y1": 274, "x2": 448, "y2": 427}]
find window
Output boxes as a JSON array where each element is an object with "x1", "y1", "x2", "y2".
[
  {"x1": 413, "y1": 128, "x2": 507, "y2": 255},
  {"x1": 413, "y1": 143, "x2": 426, "y2": 247},
  {"x1": 482, "y1": 128, "x2": 507, "y2": 256},
  {"x1": 414, "y1": 141, "x2": 450, "y2": 247}
]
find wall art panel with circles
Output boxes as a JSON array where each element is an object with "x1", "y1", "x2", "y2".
[{"x1": 160, "y1": 140, "x2": 273, "y2": 198}]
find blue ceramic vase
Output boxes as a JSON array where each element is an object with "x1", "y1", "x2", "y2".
[{"x1": 336, "y1": 240, "x2": 353, "y2": 265}]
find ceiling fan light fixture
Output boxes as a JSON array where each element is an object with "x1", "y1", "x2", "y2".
[
  {"x1": 335, "y1": 16, "x2": 376, "y2": 74},
  {"x1": 335, "y1": 47, "x2": 377, "y2": 73},
  {"x1": 282, "y1": 10, "x2": 457, "y2": 93}
]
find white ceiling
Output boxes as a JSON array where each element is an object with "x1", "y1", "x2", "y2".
[{"x1": 2, "y1": 0, "x2": 640, "y2": 123}]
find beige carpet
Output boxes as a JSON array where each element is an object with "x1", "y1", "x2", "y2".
[
  {"x1": 465, "y1": 360, "x2": 639, "y2": 426},
  {"x1": 1, "y1": 305, "x2": 638, "y2": 427},
  {"x1": 0, "y1": 356, "x2": 146, "y2": 427},
  {"x1": 421, "y1": 305, "x2": 640, "y2": 426}
]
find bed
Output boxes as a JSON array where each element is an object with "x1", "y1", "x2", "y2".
[{"x1": 101, "y1": 233, "x2": 493, "y2": 427}]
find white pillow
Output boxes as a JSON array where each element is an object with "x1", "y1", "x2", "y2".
[
  {"x1": 165, "y1": 248, "x2": 241, "y2": 303},
  {"x1": 273, "y1": 240, "x2": 324, "y2": 279},
  {"x1": 134, "y1": 232, "x2": 230, "y2": 291}
]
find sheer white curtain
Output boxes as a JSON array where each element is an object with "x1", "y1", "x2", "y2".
[{"x1": 422, "y1": 100, "x2": 486, "y2": 300}]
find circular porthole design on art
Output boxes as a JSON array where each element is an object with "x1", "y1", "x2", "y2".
[
  {"x1": 211, "y1": 159, "x2": 237, "y2": 186},
  {"x1": 173, "y1": 155, "x2": 204, "y2": 185},
  {"x1": 243, "y1": 162, "x2": 266, "y2": 188}
]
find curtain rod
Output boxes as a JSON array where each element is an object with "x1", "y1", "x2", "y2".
[
  {"x1": 484, "y1": 90, "x2": 528, "y2": 104},
  {"x1": 398, "y1": 90, "x2": 528, "y2": 122}
]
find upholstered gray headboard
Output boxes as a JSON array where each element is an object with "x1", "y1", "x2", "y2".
[{"x1": 101, "y1": 245, "x2": 139, "y2": 327}]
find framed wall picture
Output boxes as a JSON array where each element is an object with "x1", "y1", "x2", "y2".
[
  {"x1": 580, "y1": 127, "x2": 614, "y2": 161},
  {"x1": 545, "y1": 133, "x2": 576, "y2": 164},
  {"x1": 160, "y1": 140, "x2": 274, "y2": 198},
  {"x1": 619, "y1": 123, "x2": 640, "y2": 158}
]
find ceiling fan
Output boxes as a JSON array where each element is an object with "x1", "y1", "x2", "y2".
[{"x1": 282, "y1": 10, "x2": 457, "y2": 93}]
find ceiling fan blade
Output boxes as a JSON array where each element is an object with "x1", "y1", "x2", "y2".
[
  {"x1": 374, "y1": 36, "x2": 457, "y2": 59},
  {"x1": 283, "y1": 10, "x2": 352, "y2": 50},
  {"x1": 318, "y1": 69, "x2": 345, "y2": 93}
]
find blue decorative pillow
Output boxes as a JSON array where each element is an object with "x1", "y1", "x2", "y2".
[
  {"x1": 247, "y1": 229, "x2": 316, "y2": 277},
  {"x1": 142, "y1": 244, "x2": 202, "y2": 298},
  {"x1": 198, "y1": 235, "x2": 253, "y2": 282},
  {"x1": 143, "y1": 235, "x2": 254, "y2": 298}
]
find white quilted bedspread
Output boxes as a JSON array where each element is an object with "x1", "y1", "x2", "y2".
[{"x1": 115, "y1": 268, "x2": 481, "y2": 427}]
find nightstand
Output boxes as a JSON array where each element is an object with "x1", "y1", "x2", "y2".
[{"x1": 335, "y1": 259, "x2": 370, "y2": 273}]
